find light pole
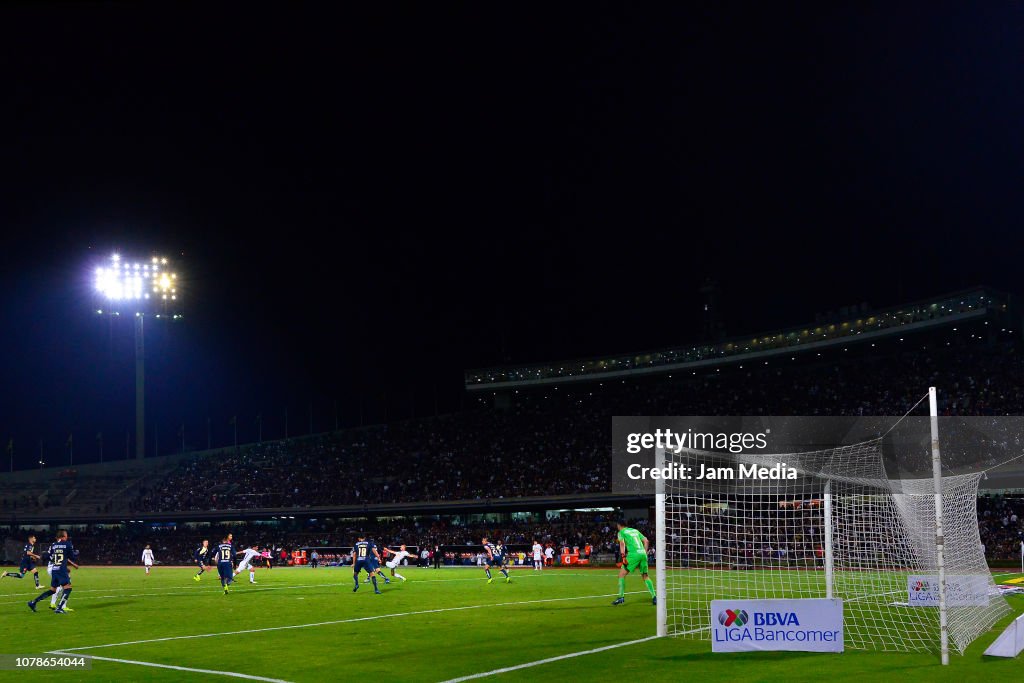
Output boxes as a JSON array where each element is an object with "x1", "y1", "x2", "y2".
[
  {"x1": 93, "y1": 253, "x2": 182, "y2": 460},
  {"x1": 135, "y1": 311, "x2": 145, "y2": 459}
]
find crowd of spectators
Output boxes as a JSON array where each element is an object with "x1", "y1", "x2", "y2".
[
  {"x1": 130, "y1": 409, "x2": 609, "y2": 512},
  {"x1": 979, "y1": 494, "x2": 1024, "y2": 561},
  {"x1": 9, "y1": 494, "x2": 1023, "y2": 567},
  {"x1": 3, "y1": 511, "x2": 633, "y2": 566},
  {"x1": 129, "y1": 342, "x2": 1024, "y2": 513}
]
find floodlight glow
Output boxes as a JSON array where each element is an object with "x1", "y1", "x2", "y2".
[{"x1": 93, "y1": 253, "x2": 181, "y2": 315}]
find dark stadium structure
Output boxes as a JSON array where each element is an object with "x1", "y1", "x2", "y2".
[{"x1": 2, "y1": 287, "x2": 1023, "y2": 567}]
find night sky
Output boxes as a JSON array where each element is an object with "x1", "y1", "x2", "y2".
[{"x1": 1, "y1": 3, "x2": 1022, "y2": 468}]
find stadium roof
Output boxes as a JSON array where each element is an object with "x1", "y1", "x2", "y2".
[{"x1": 465, "y1": 287, "x2": 1014, "y2": 391}]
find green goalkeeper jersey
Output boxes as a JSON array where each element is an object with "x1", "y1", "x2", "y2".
[{"x1": 617, "y1": 527, "x2": 646, "y2": 557}]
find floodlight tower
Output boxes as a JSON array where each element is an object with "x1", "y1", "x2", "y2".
[{"x1": 93, "y1": 253, "x2": 182, "y2": 459}]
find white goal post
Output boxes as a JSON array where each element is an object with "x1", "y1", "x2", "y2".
[{"x1": 654, "y1": 388, "x2": 1010, "y2": 661}]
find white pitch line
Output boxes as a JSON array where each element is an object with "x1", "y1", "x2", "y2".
[
  {"x1": 47, "y1": 650, "x2": 293, "y2": 683},
  {"x1": 0, "y1": 572, "x2": 586, "y2": 606},
  {"x1": 0, "y1": 569, "x2": 585, "y2": 604},
  {"x1": 60, "y1": 590, "x2": 648, "y2": 652},
  {"x1": 0, "y1": 582, "x2": 349, "y2": 606},
  {"x1": 438, "y1": 635, "x2": 661, "y2": 682},
  {"x1": 439, "y1": 625, "x2": 711, "y2": 682}
]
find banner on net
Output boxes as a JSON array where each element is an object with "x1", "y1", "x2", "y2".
[{"x1": 906, "y1": 574, "x2": 990, "y2": 607}]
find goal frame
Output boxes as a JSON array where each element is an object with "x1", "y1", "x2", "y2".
[{"x1": 653, "y1": 386, "x2": 952, "y2": 664}]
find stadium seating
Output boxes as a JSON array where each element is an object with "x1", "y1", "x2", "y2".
[
  {"x1": 132, "y1": 343, "x2": 1024, "y2": 513},
  {"x1": 4, "y1": 342, "x2": 1023, "y2": 565}
]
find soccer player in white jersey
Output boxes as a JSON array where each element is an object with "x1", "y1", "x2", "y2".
[
  {"x1": 234, "y1": 545, "x2": 261, "y2": 584},
  {"x1": 544, "y1": 545, "x2": 555, "y2": 566},
  {"x1": 382, "y1": 545, "x2": 413, "y2": 581},
  {"x1": 532, "y1": 540, "x2": 543, "y2": 570},
  {"x1": 142, "y1": 544, "x2": 155, "y2": 575}
]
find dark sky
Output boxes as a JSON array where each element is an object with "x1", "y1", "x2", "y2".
[{"x1": 1, "y1": 3, "x2": 1022, "y2": 467}]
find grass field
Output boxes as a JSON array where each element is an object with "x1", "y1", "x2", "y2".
[{"x1": 0, "y1": 564, "x2": 1021, "y2": 682}]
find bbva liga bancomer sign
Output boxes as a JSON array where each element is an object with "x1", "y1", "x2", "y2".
[{"x1": 710, "y1": 599, "x2": 845, "y2": 653}]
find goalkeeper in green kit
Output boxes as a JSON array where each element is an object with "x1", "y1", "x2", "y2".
[{"x1": 612, "y1": 520, "x2": 656, "y2": 606}]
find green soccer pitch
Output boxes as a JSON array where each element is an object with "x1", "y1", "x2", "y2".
[{"x1": 0, "y1": 565, "x2": 1021, "y2": 682}]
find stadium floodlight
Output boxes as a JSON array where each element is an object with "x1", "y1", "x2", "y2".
[{"x1": 92, "y1": 252, "x2": 183, "y2": 459}]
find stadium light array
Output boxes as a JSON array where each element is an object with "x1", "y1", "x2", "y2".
[{"x1": 93, "y1": 253, "x2": 181, "y2": 315}]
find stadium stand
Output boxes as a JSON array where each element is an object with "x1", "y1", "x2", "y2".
[
  {"x1": 465, "y1": 287, "x2": 1008, "y2": 389},
  {"x1": 124, "y1": 340, "x2": 1024, "y2": 515},
  {"x1": 0, "y1": 453, "x2": 194, "y2": 515},
  {"x1": 3, "y1": 291, "x2": 1023, "y2": 566}
]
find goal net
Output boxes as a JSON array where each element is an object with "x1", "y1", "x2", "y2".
[{"x1": 658, "y1": 437, "x2": 1011, "y2": 655}]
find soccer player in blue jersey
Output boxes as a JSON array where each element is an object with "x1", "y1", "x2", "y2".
[
  {"x1": 482, "y1": 537, "x2": 511, "y2": 584},
  {"x1": 2, "y1": 534, "x2": 41, "y2": 587},
  {"x1": 361, "y1": 538, "x2": 392, "y2": 586},
  {"x1": 214, "y1": 536, "x2": 235, "y2": 594},
  {"x1": 351, "y1": 535, "x2": 385, "y2": 594},
  {"x1": 27, "y1": 531, "x2": 77, "y2": 614},
  {"x1": 193, "y1": 539, "x2": 211, "y2": 581}
]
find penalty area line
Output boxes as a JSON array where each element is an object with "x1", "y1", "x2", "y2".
[
  {"x1": 47, "y1": 650, "x2": 293, "y2": 683},
  {"x1": 438, "y1": 635, "x2": 661, "y2": 682}
]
